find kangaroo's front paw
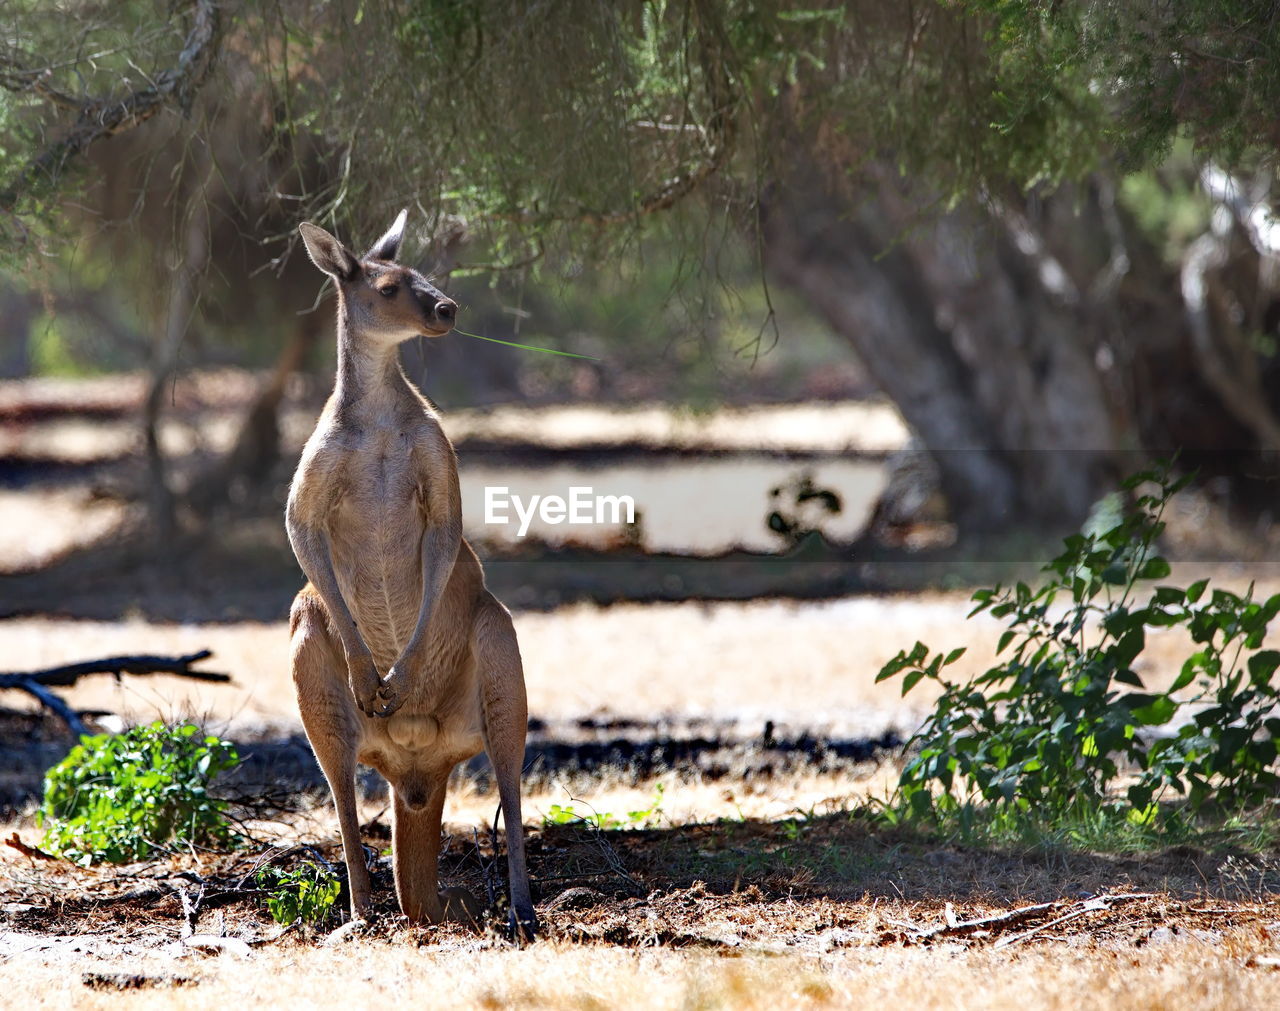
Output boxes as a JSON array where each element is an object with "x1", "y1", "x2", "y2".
[
  {"x1": 370, "y1": 665, "x2": 411, "y2": 718},
  {"x1": 347, "y1": 656, "x2": 383, "y2": 716}
]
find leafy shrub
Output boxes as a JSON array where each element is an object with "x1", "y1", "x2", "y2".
[
  {"x1": 767, "y1": 473, "x2": 842, "y2": 548},
  {"x1": 878, "y1": 463, "x2": 1280, "y2": 829},
  {"x1": 255, "y1": 862, "x2": 342, "y2": 925},
  {"x1": 39, "y1": 722, "x2": 240, "y2": 865},
  {"x1": 542, "y1": 784, "x2": 665, "y2": 830}
]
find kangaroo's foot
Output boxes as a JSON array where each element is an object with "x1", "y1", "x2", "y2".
[{"x1": 348, "y1": 873, "x2": 373, "y2": 919}]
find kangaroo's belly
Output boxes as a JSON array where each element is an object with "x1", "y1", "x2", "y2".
[{"x1": 328, "y1": 485, "x2": 426, "y2": 669}]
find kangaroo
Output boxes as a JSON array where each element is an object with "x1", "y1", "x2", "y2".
[{"x1": 286, "y1": 210, "x2": 537, "y2": 939}]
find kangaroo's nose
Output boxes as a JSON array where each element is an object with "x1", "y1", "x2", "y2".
[{"x1": 435, "y1": 300, "x2": 456, "y2": 323}]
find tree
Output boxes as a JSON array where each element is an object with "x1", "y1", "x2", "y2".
[{"x1": 5, "y1": 1, "x2": 1280, "y2": 532}]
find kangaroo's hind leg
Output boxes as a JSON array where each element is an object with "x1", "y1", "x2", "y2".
[
  {"x1": 389, "y1": 773, "x2": 448, "y2": 924},
  {"x1": 473, "y1": 596, "x2": 537, "y2": 940},
  {"x1": 290, "y1": 588, "x2": 372, "y2": 918}
]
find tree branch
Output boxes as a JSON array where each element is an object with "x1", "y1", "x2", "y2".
[
  {"x1": 1181, "y1": 166, "x2": 1280, "y2": 453},
  {"x1": 0, "y1": 650, "x2": 230, "y2": 688},
  {"x1": 0, "y1": 650, "x2": 230, "y2": 736},
  {"x1": 0, "y1": 0, "x2": 223, "y2": 211}
]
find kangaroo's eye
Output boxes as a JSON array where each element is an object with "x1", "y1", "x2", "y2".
[{"x1": 379, "y1": 284, "x2": 398, "y2": 298}]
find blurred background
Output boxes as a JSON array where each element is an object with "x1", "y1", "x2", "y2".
[{"x1": 1, "y1": 1, "x2": 1279, "y2": 814}]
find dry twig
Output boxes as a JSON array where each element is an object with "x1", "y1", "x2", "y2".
[
  {"x1": 904, "y1": 893, "x2": 1158, "y2": 947},
  {"x1": 0, "y1": 0, "x2": 223, "y2": 209},
  {"x1": 0, "y1": 650, "x2": 229, "y2": 735},
  {"x1": 908, "y1": 900, "x2": 1059, "y2": 940},
  {"x1": 3, "y1": 831, "x2": 57, "y2": 861}
]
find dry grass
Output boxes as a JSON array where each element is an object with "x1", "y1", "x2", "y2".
[
  {"x1": 4, "y1": 568, "x2": 1280, "y2": 733},
  {"x1": 4, "y1": 797, "x2": 1280, "y2": 1009},
  {"x1": 5, "y1": 375, "x2": 1280, "y2": 1007},
  {"x1": 4, "y1": 937, "x2": 1277, "y2": 1011}
]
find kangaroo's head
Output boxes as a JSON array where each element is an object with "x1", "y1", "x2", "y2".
[{"x1": 297, "y1": 210, "x2": 457, "y2": 343}]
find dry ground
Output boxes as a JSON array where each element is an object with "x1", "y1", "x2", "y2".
[
  {"x1": 4, "y1": 584, "x2": 1280, "y2": 1007},
  {"x1": 5, "y1": 568, "x2": 1279, "y2": 733},
  {"x1": 4, "y1": 380, "x2": 1280, "y2": 1005},
  {"x1": 3, "y1": 800, "x2": 1280, "y2": 1009}
]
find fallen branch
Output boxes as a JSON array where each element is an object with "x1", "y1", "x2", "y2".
[
  {"x1": 908, "y1": 900, "x2": 1060, "y2": 940},
  {"x1": 0, "y1": 650, "x2": 230, "y2": 736},
  {"x1": 14, "y1": 677, "x2": 90, "y2": 737},
  {"x1": 993, "y1": 893, "x2": 1155, "y2": 949},
  {"x1": 0, "y1": 651, "x2": 229, "y2": 688},
  {"x1": 907, "y1": 892, "x2": 1157, "y2": 945},
  {"x1": 3, "y1": 831, "x2": 57, "y2": 861}
]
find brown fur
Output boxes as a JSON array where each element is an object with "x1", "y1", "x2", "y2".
[{"x1": 286, "y1": 211, "x2": 536, "y2": 938}]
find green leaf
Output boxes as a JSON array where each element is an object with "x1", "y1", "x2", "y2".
[
  {"x1": 875, "y1": 652, "x2": 911, "y2": 683},
  {"x1": 1136, "y1": 556, "x2": 1171, "y2": 581},
  {"x1": 1247, "y1": 650, "x2": 1280, "y2": 686},
  {"x1": 454, "y1": 328, "x2": 598, "y2": 360},
  {"x1": 1114, "y1": 627, "x2": 1145, "y2": 667},
  {"x1": 1186, "y1": 579, "x2": 1209, "y2": 603},
  {"x1": 1170, "y1": 653, "x2": 1203, "y2": 693},
  {"x1": 1101, "y1": 562, "x2": 1128, "y2": 585},
  {"x1": 1130, "y1": 695, "x2": 1177, "y2": 726}
]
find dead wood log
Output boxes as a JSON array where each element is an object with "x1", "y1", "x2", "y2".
[
  {"x1": 3, "y1": 831, "x2": 57, "y2": 860},
  {"x1": 0, "y1": 650, "x2": 230, "y2": 736},
  {"x1": 905, "y1": 892, "x2": 1157, "y2": 945},
  {"x1": 902, "y1": 900, "x2": 1060, "y2": 941},
  {"x1": 992, "y1": 892, "x2": 1156, "y2": 949},
  {"x1": 0, "y1": 650, "x2": 229, "y2": 688}
]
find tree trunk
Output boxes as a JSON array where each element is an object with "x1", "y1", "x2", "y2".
[
  {"x1": 143, "y1": 152, "x2": 216, "y2": 543},
  {"x1": 0, "y1": 285, "x2": 32, "y2": 378},
  {"x1": 761, "y1": 168, "x2": 1140, "y2": 532},
  {"x1": 185, "y1": 310, "x2": 324, "y2": 517}
]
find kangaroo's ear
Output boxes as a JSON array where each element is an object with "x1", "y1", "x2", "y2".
[
  {"x1": 298, "y1": 222, "x2": 360, "y2": 280},
  {"x1": 365, "y1": 208, "x2": 408, "y2": 262}
]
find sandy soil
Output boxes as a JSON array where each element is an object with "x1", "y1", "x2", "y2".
[
  {"x1": 4, "y1": 571, "x2": 1279, "y2": 732},
  {"x1": 3, "y1": 807, "x2": 1279, "y2": 1009},
  {"x1": 0, "y1": 371, "x2": 910, "y2": 457},
  {"x1": 4, "y1": 375, "x2": 1280, "y2": 1006}
]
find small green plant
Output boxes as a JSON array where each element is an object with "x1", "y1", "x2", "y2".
[
  {"x1": 39, "y1": 721, "x2": 240, "y2": 865},
  {"x1": 878, "y1": 462, "x2": 1280, "y2": 830},
  {"x1": 255, "y1": 862, "x2": 342, "y2": 925},
  {"x1": 766, "y1": 473, "x2": 842, "y2": 548},
  {"x1": 542, "y1": 784, "x2": 665, "y2": 830}
]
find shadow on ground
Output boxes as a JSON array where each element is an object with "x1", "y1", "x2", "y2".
[
  {"x1": 4, "y1": 798, "x2": 1277, "y2": 960},
  {"x1": 0, "y1": 709, "x2": 903, "y2": 814}
]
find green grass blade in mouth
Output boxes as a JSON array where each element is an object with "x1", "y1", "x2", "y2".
[{"x1": 453, "y1": 328, "x2": 598, "y2": 360}]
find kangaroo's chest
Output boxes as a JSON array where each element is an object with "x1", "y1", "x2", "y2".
[{"x1": 325, "y1": 430, "x2": 431, "y2": 655}]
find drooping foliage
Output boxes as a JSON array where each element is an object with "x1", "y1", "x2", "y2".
[{"x1": 4, "y1": 1, "x2": 1279, "y2": 264}]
